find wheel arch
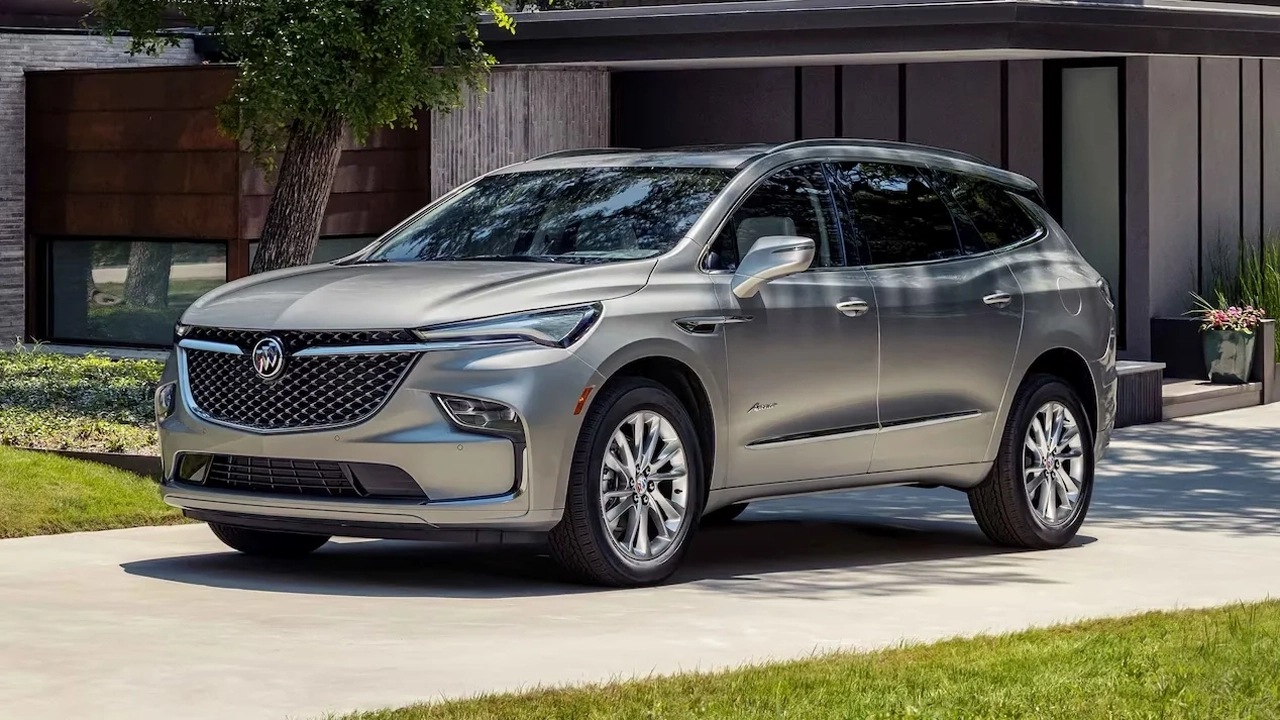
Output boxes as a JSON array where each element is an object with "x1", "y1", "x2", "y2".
[
  {"x1": 1022, "y1": 346, "x2": 1098, "y2": 436},
  {"x1": 596, "y1": 355, "x2": 718, "y2": 499}
]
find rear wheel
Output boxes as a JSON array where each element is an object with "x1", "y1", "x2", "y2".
[
  {"x1": 968, "y1": 374, "x2": 1094, "y2": 549},
  {"x1": 549, "y1": 378, "x2": 705, "y2": 587},
  {"x1": 209, "y1": 523, "x2": 330, "y2": 557}
]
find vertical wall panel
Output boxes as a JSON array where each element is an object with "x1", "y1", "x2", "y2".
[
  {"x1": 799, "y1": 66, "x2": 836, "y2": 139},
  {"x1": 1006, "y1": 60, "x2": 1043, "y2": 184},
  {"x1": 612, "y1": 68, "x2": 795, "y2": 148},
  {"x1": 1125, "y1": 58, "x2": 1152, "y2": 356},
  {"x1": 1242, "y1": 59, "x2": 1263, "y2": 251},
  {"x1": 430, "y1": 68, "x2": 609, "y2": 198},
  {"x1": 1146, "y1": 57, "x2": 1202, "y2": 317},
  {"x1": 1200, "y1": 58, "x2": 1242, "y2": 285},
  {"x1": 904, "y1": 62, "x2": 1002, "y2": 165},
  {"x1": 1263, "y1": 60, "x2": 1280, "y2": 236},
  {"x1": 840, "y1": 64, "x2": 899, "y2": 141}
]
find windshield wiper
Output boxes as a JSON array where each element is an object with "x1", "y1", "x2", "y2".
[
  {"x1": 434, "y1": 254, "x2": 566, "y2": 263},
  {"x1": 335, "y1": 257, "x2": 392, "y2": 266}
]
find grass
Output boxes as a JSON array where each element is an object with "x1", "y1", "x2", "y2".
[
  {"x1": 0, "y1": 345, "x2": 161, "y2": 454},
  {"x1": 0, "y1": 445, "x2": 182, "y2": 538},
  {"x1": 339, "y1": 601, "x2": 1280, "y2": 720}
]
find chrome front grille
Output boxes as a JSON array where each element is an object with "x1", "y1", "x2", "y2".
[{"x1": 181, "y1": 327, "x2": 418, "y2": 431}]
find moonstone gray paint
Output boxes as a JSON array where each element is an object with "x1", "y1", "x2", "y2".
[
  {"x1": 1200, "y1": 58, "x2": 1242, "y2": 282},
  {"x1": 156, "y1": 142, "x2": 1116, "y2": 574}
]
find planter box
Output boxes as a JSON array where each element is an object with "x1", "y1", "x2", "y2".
[
  {"x1": 1151, "y1": 317, "x2": 1276, "y2": 403},
  {"x1": 16, "y1": 447, "x2": 161, "y2": 479}
]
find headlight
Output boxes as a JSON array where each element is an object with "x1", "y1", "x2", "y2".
[
  {"x1": 154, "y1": 382, "x2": 176, "y2": 424},
  {"x1": 412, "y1": 304, "x2": 601, "y2": 348}
]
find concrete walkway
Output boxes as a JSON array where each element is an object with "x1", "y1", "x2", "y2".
[{"x1": 3, "y1": 405, "x2": 1280, "y2": 720}]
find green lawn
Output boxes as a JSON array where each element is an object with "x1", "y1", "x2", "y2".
[
  {"x1": 341, "y1": 602, "x2": 1280, "y2": 720},
  {"x1": 0, "y1": 446, "x2": 182, "y2": 538}
]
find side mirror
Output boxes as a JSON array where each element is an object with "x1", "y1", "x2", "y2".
[{"x1": 731, "y1": 235, "x2": 816, "y2": 299}]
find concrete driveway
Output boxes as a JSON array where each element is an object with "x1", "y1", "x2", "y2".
[{"x1": 3, "y1": 405, "x2": 1280, "y2": 720}]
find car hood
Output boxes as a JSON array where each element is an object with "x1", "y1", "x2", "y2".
[{"x1": 182, "y1": 259, "x2": 657, "y2": 330}]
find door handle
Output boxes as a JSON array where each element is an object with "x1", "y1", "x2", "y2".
[
  {"x1": 835, "y1": 298, "x2": 870, "y2": 317},
  {"x1": 983, "y1": 292, "x2": 1013, "y2": 308}
]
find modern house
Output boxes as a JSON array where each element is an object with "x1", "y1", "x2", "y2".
[{"x1": 5, "y1": 0, "x2": 1280, "y2": 411}]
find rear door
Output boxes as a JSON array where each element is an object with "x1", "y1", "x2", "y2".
[{"x1": 828, "y1": 161, "x2": 1023, "y2": 473}]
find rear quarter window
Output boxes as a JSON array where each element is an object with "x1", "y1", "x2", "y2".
[{"x1": 935, "y1": 172, "x2": 1043, "y2": 253}]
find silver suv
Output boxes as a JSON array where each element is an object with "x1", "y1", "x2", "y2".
[{"x1": 156, "y1": 140, "x2": 1117, "y2": 587}]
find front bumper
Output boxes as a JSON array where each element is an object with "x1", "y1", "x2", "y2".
[{"x1": 158, "y1": 342, "x2": 605, "y2": 533}]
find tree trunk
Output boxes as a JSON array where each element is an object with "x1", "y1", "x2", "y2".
[
  {"x1": 122, "y1": 242, "x2": 173, "y2": 308},
  {"x1": 250, "y1": 115, "x2": 346, "y2": 274}
]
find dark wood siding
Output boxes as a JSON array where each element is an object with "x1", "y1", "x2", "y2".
[{"x1": 26, "y1": 65, "x2": 431, "y2": 247}]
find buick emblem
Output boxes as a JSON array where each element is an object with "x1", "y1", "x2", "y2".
[{"x1": 251, "y1": 337, "x2": 287, "y2": 381}]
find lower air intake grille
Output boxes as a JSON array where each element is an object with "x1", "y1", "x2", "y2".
[
  {"x1": 204, "y1": 455, "x2": 359, "y2": 497},
  {"x1": 178, "y1": 454, "x2": 428, "y2": 499}
]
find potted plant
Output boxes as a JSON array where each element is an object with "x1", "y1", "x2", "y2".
[{"x1": 1189, "y1": 293, "x2": 1267, "y2": 384}]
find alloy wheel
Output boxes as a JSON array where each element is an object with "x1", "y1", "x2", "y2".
[
  {"x1": 1022, "y1": 400, "x2": 1086, "y2": 527},
  {"x1": 599, "y1": 410, "x2": 689, "y2": 562}
]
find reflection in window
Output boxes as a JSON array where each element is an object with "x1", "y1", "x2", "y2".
[
  {"x1": 249, "y1": 236, "x2": 374, "y2": 267},
  {"x1": 48, "y1": 240, "x2": 227, "y2": 346},
  {"x1": 708, "y1": 164, "x2": 841, "y2": 271},
  {"x1": 830, "y1": 162, "x2": 962, "y2": 266},
  {"x1": 367, "y1": 167, "x2": 732, "y2": 264},
  {"x1": 935, "y1": 172, "x2": 1041, "y2": 252}
]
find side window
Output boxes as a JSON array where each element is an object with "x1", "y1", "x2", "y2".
[
  {"x1": 829, "y1": 162, "x2": 962, "y2": 266},
  {"x1": 936, "y1": 172, "x2": 1043, "y2": 252},
  {"x1": 707, "y1": 164, "x2": 842, "y2": 271}
]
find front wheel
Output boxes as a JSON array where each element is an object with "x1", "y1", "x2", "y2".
[
  {"x1": 549, "y1": 378, "x2": 705, "y2": 587},
  {"x1": 968, "y1": 374, "x2": 1094, "y2": 549},
  {"x1": 209, "y1": 523, "x2": 331, "y2": 557}
]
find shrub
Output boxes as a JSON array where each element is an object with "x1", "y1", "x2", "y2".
[{"x1": 0, "y1": 344, "x2": 162, "y2": 453}]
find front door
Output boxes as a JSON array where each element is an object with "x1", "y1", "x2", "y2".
[
  {"x1": 828, "y1": 161, "x2": 1023, "y2": 473},
  {"x1": 707, "y1": 163, "x2": 880, "y2": 488}
]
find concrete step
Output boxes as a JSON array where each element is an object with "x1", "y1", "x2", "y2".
[{"x1": 1162, "y1": 378, "x2": 1262, "y2": 420}]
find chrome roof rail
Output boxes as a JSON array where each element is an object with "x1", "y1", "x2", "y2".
[{"x1": 766, "y1": 138, "x2": 990, "y2": 166}]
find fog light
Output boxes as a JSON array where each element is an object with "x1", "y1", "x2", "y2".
[
  {"x1": 435, "y1": 395, "x2": 523, "y2": 439},
  {"x1": 154, "y1": 382, "x2": 176, "y2": 424}
]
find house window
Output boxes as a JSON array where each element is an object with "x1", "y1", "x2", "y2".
[
  {"x1": 44, "y1": 239, "x2": 228, "y2": 347},
  {"x1": 248, "y1": 236, "x2": 376, "y2": 267}
]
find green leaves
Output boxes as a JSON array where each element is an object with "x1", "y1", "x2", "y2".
[{"x1": 89, "y1": 0, "x2": 514, "y2": 162}]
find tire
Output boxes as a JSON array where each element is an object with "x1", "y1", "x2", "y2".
[
  {"x1": 968, "y1": 373, "x2": 1094, "y2": 549},
  {"x1": 209, "y1": 522, "x2": 331, "y2": 557},
  {"x1": 549, "y1": 377, "x2": 706, "y2": 587},
  {"x1": 701, "y1": 502, "x2": 749, "y2": 525}
]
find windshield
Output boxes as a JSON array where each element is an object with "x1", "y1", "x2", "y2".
[{"x1": 361, "y1": 167, "x2": 733, "y2": 264}]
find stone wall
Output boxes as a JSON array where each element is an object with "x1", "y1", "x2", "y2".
[{"x1": 0, "y1": 32, "x2": 198, "y2": 340}]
